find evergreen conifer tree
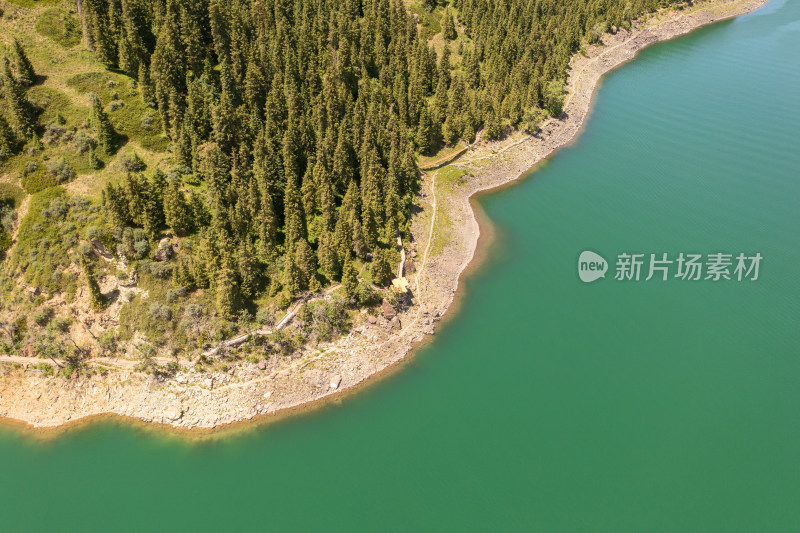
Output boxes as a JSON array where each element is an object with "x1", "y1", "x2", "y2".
[
  {"x1": 237, "y1": 240, "x2": 258, "y2": 299},
  {"x1": 12, "y1": 39, "x2": 35, "y2": 86},
  {"x1": 173, "y1": 257, "x2": 195, "y2": 289},
  {"x1": 0, "y1": 115, "x2": 16, "y2": 160},
  {"x1": 372, "y1": 249, "x2": 394, "y2": 287},
  {"x1": 341, "y1": 253, "x2": 357, "y2": 300},
  {"x1": 90, "y1": 94, "x2": 116, "y2": 154},
  {"x1": 215, "y1": 260, "x2": 239, "y2": 319},
  {"x1": 415, "y1": 106, "x2": 434, "y2": 154},
  {"x1": 442, "y1": 9, "x2": 457, "y2": 41},
  {"x1": 283, "y1": 173, "x2": 305, "y2": 246},
  {"x1": 2, "y1": 58, "x2": 33, "y2": 137},
  {"x1": 163, "y1": 180, "x2": 193, "y2": 235}
]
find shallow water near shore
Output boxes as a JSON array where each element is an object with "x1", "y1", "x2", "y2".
[{"x1": 2, "y1": 1, "x2": 799, "y2": 530}]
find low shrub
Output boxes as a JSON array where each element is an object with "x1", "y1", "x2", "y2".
[
  {"x1": 147, "y1": 261, "x2": 173, "y2": 279},
  {"x1": 184, "y1": 303, "x2": 202, "y2": 319},
  {"x1": 133, "y1": 240, "x2": 150, "y2": 258},
  {"x1": 43, "y1": 122, "x2": 67, "y2": 143},
  {"x1": 32, "y1": 307, "x2": 54, "y2": 327},
  {"x1": 256, "y1": 307, "x2": 275, "y2": 327},
  {"x1": 46, "y1": 157, "x2": 76, "y2": 183},
  {"x1": 73, "y1": 131, "x2": 96, "y2": 154},
  {"x1": 35, "y1": 362, "x2": 55, "y2": 376},
  {"x1": 118, "y1": 152, "x2": 146, "y2": 172},
  {"x1": 98, "y1": 331, "x2": 118, "y2": 353},
  {"x1": 307, "y1": 295, "x2": 350, "y2": 342},
  {"x1": 51, "y1": 316, "x2": 71, "y2": 333},
  {"x1": 149, "y1": 302, "x2": 172, "y2": 322},
  {"x1": 166, "y1": 287, "x2": 186, "y2": 303}
]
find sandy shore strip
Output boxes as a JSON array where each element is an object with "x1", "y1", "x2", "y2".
[{"x1": 0, "y1": 0, "x2": 768, "y2": 434}]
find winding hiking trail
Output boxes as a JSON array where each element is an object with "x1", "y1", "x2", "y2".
[
  {"x1": 0, "y1": 354, "x2": 193, "y2": 370},
  {"x1": 419, "y1": 146, "x2": 469, "y2": 171},
  {"x1": 417, "y1": 171, "x2": 437, "y2": 295}
]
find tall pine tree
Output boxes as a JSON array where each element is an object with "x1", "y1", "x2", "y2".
[
  {"x1": 12, "y1": 39, "x2": 35, "y2": 86},
  {"x1": 90, "y1": 94, "x2": 116, "y2": 154}
]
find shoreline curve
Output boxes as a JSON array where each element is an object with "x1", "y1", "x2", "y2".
[{"x1": 0, "y1": 0, "x2": 769, "y2": 438}]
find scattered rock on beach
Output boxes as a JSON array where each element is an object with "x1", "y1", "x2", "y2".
[{"x1": 164, "y1": 407, "x2": 183, "y2": 421}]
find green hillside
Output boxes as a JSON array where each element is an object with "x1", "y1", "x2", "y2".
[{"x1": 0, "y1": 0, "x2": 682, "y2": 368}]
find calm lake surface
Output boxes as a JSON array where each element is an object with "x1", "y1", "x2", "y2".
[{"x1": 2, "y1": 1, "x2": 798, "y2": 530}]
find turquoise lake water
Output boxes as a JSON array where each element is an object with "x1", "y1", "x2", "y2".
[{"x1": 1, "y1": 1, "x2": 798, "y2": 530}]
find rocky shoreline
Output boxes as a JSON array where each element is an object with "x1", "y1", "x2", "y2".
[{"x1": 0, "y1": 0, "x2": 768, "y2": 434}]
